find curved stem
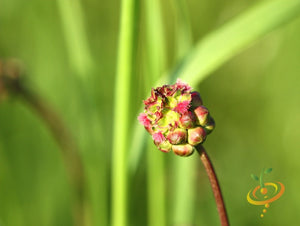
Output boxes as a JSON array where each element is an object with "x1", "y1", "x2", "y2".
[
  {"x1": 23, "y1": 88, "x2": 85, "y2": 226},
  {"x1": 0, "y1": 64, "x2": 85, "y2": 226},
  {"x1": 196, "y1": 145, "x2": 229, "y2": 226}
]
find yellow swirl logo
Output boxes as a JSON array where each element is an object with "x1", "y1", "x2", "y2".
[{"x1": 247, "y1": 168, "x2": 285, "y2": 218}]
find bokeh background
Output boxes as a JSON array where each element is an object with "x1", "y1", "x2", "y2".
[{"x1": 0, "y1": 0, "x2": 299, "y2": 226}]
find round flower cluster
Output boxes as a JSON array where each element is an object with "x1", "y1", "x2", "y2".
[{"x1": 138, "y1": 79, "x2": 215, "y2": 156}]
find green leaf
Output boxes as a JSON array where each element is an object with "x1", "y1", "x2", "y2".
[
  {"x1": 144, "y1": 0, "x2": 168, "y2": 225},
  {"x1": 56, "y1": 0, "x2": 93, "y2": 78},
  {"x1": 251, "y1": 174, "x2": 259, "y2": 181},
  {"x1": 171, "y1": 1, "x2": 195, "y2": 226},
  {"x1": 264, "y1": 168, "x2": 273, "y2": 174},
  {"x1": 112, "y1": 0, "x2": 139, "y2": 225},
  {"x1": 174, "y1": 0, "x2": 300, "y2": 86}
]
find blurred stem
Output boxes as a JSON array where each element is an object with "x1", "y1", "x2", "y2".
[
  {"x1": 57, "y1": 0, "x2": 108, "y2": 225},
  {"x1": 172, "y1": 157, "x2": 196, "y2": 225},
  {"x1": 144, "y1": 0, "x2": 166, "y2": 226},
  {"x1": 56, "y1": 0, "x2": 93, "y2": 77},
  {"x1": 146, "y1": 140, "x2": 166, "y2": 226},
  {"x1": 172, "y1": 0, "x2": 195, "y2": 225},
  {"x1": 173, "y1": 0, "x2": 198, "y2": 223},
  {"x1": 174, "y1": 0, "x2": 193, "y2": 61},
  {"x1": 112, "y1": 0, "x2": 138, "y2": 225},
  {"x1": 22, "y1": 89, "x2": 86, "y2": 226},
  {"x1": 0, "y1": 67, "x2": 85, "y2": 226},
  {"x1": 196, "y1": 145, "x2": 229, "y2": 226},
  {"x1": 144, "y1": 0, "x2": 166, "y2": 87}
]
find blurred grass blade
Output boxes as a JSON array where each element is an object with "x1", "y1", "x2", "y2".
[
  {"x1": 174, "y1": 0, "x2": 193, "y2": 61},
  {"x1": 56, "y1": 0, "x2": 93, "y2": 77},
  {"x1": 144, "y1": 0, "x2": 167, "y2": 225},
  {"x1": 176, "y1": 0, "x2": 300, "y2": 85},
  {"x1": 56, "y1": 1, "x2": 107, "y2": 225},
  {"x1": 111, "y1": 0, "x2": 139, "y2": 225},
  {"x1": 146, "y1": 141, "x2": 166, "y2": 226},
  {"x1": 172, "y1": 0, "x2": 196, "y2": 225},
  {"x1": 144, "y1": 0, "x2": 166, "y2": 84}
]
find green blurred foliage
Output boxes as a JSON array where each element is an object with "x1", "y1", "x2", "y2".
[{"x1": 0, "y1": 0, "x2": 299, "y2": 225}]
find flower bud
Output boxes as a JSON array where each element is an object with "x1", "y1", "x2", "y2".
[
  {"x1": 188, "y1": 127, "x2": 206, "y2": 146},
  {"x1": 194, "y1": 106, "x2": 209, "y2": 126},
  {"x1": 152, "y1": 132, "x2": 166, "y2": 145},
  {"x1": 172, "y1": 144, "x2": 194, "y2": 156},
  {"x1": 204, "y1": 117, "x2": 215, "y2": 134},
  {"x1": 145, "y1": 125, "x2": 154, "y2": 135},
  {"x1": 179, "y1": 112, "x2": 196, "y2": 129},
  {"x1": 167, "y1": 128, "x2": 187, "y2": 144},
  {"x1": 157, "y1": 140, "x2": 172, "y2": 153},
  {"x1": 191, "y1": 91, "x2": 203, "y2": 109}
]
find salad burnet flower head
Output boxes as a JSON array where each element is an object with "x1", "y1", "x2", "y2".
[{"x1": 138, "y1": 79, "x2": 215, "y2": 156}]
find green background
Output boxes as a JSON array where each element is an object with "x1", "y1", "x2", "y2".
[{"x1": 0, "y1": 0, "x2": 299, "y2": 225}]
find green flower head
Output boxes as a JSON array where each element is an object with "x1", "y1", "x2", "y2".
[{"x1": 138, "y1": 79, "x2": 215, "y2": 156}]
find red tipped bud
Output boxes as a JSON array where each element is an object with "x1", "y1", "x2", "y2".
[
  {"x1": 157, "y1": 140, "x2": 172, "y2": 153},
  {"x1": 174, "y1": 100, "x2": 190, "y2": 114},
  {"x1": 152, "y1": 132, "x2": 166, "y2": 145},
  {"x1": 172, "y1": 144, "x2": 194, "y2": 157},
  {"x1": 188, "y1": 127, "x2": 206, "y2": 146},
  {"x1": 167, "y1": 128, "x2": 187, "y2": 144},
  {"x1": 179, "y1": 112, "x2": 196, "y2": 129},
  {"x1": 145, "y1": 125, "x2": 154, "y2": 135},
  {"x1": 194, "y1": 106, "x2": 209, "y2": 126},
  {"x1": 204, "y1": 117, "x2": 215, "y2": 134},
  {"x1": 191, "y1": 91, "x2": 203, "y2": 109}
]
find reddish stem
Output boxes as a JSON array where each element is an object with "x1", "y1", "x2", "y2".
[{"x1": 196, "y1": 145, "x2": 229, "y2": 226}]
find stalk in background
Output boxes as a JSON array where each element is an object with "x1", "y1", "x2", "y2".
[
  {"x1": 111, "y1": 0, "x2": 139, "y2": 225},
  {"x1": 172, "y1": 0, "x2": 196, "y2": 224},
  {"x1": 144, "y1": 0, "x2": 167, "y2": 226},
  {"x1": 56, "y1": 0, "x2": 108, "y2": 225},
  {"x1": 0, "y1": 59, "x2": 86, "y2": 226}
]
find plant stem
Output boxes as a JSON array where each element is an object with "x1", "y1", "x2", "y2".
[
  {"x1": 111, "y1": 0, "x2": 138, "y2": 225},
  {"x1": 196, "y1": 145, "x2": 229, "y2": 226},
  {"x1": 144, "y1": 0, "x2": 166, "y2": 225},
  {"x1": 0, "y1": 64, "x2": 85, "y2": 226},
  {"x1": 22, "y1": 87, "x2": 85, "y2": 226},
  {"x1": 56, "y1": 0, "x2": 93, "y2": 78},
  {"x1": 172, "y1": 0, "x2": 195, "y2": 224},
  {"x1": 146, "y1": 140, "x2": 166, "y2": 226}
]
